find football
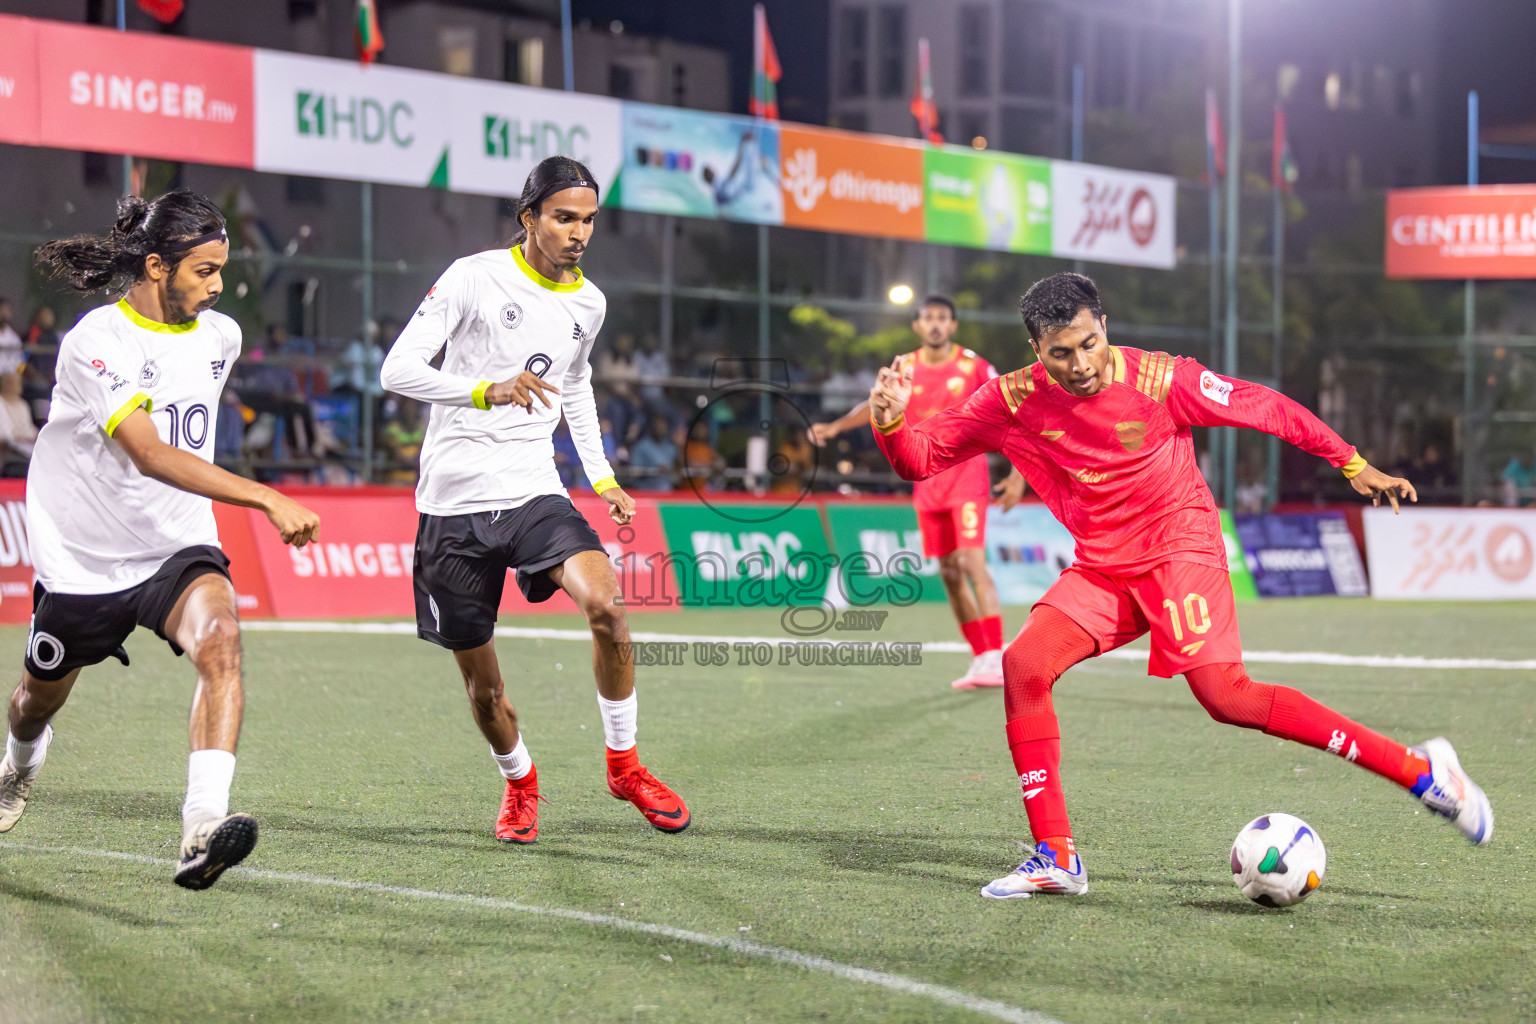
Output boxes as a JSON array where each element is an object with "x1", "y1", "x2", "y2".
[{"x1": 1230, "y1": 813, "x2": 1327, "y2": 908}]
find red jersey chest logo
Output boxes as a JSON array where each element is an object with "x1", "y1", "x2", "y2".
[{"x1": 1115, "y1": 420, "x2": 1147, "y2": 452}]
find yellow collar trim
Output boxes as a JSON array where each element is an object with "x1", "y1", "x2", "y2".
[
  {"x1": 512, "y1": 245, "x2": 584, "y2": 293},
  {"x1": 1108, "y1": 346, "x2": 1127, "y2": 384},
  {"x1": 116, "y1": 299, "x2": 200, "y2": 334}
]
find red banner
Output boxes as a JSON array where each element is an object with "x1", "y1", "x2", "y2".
[
  {"x1": 1385, "y1": 186, "x2": 1536, "y2": 279},
  {"x1": 31, "y1": 16, "x2": 254, "y2": 167},
  {"x1": 0, "y1": 16, "x2": 41, "y2": 146},
  {"x1": 0, "y1": 481, "x2": 31, "y2": 625}
]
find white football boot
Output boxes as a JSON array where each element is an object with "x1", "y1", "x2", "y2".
[
  {"x1": 981, "y1": 840, "x2": 1089, "y2": 899},
  {"x1": 0, "y1": 725, "x2": 52, "y2": 833},
  {"x1": 1413, "y1": 737, "x2": 1493, "y2": 845},
  {"x1": 175, "y1": 813, "x2": 259, "y2": 890},
  {"x1": 951, "y1": 649, "x2": 1005, "y2": 690}
]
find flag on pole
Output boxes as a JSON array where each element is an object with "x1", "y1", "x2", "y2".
[
  {"x1": 749, "y1": 4, "x2": 782, "y2": 120},
  {"x1": 136, "y1": 0, "x2": 184, "y2": 23},
  {"x1": 354, "y1": 0, "x2": 385, "y2": 66},
  {"x1": 910, "y1": 38, "x2": 942, "y2": 144},
  {"x1": 1204, "y1": 87, "x2": 1226, "y2": 184},
  {"x1": 1272, "y1": 104, "x2": 1299, "y2": 193}
]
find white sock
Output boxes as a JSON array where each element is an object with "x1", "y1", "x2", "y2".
[
  {"x1": 5, "y1": 724, "x2": 52, "y2": 773},
  {"x1": 597, "y1": 692, "x2": 638, "y2": 752},
  {"x1": 182, "y1": 748, "x2": 236, "y2": 828},
  {"x1": 490, "y1": 736, "x2": 533, "y2": 781}
]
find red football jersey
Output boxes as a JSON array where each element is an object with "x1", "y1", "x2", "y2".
[
  {"x1": 874, "y1": 347, "x2": 1357, "y2": 575},
  {"x1": 895, "y1": 346, "x2": 998, "y2": 511}
]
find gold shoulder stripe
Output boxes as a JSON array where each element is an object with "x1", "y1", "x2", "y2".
[
  {"x1": 1110, "y1": 346, "x2": 1128, "y2": 384},
  {"x1": 1131, "y1": 351, "x2": 1175, "y2": 404},
  {"x1": 1001, "y1": 371, "x2": 1022, "y2": 413},
  {"x1": 1152, "y1": 356, "x2": 1176, "y2": 403}
]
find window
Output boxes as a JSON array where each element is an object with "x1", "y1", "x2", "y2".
[
  {"x1": 438, "y1": 26, "x2": 476, "y2": 77},
  {"x1": 834, "y1": 111, "x2": 868, "y2": 131},
  {"x1": 959, "y1": 6, "x2": 990, "y2": 97},
  {"x1": 1002, "y1": 0, "x2": 1057, "y2": 98},
  {"x1": 958, "y1": 110, "x2": 990, "y2": 147},
  {"x1": 82, "y1": 152, "x2": 113, "y2": 189},
  {"x1": 1000, "y1": 106, "x2": 1053, "y2": 155},
  {"x1": 1095, "y1": 22, "x2": 1130, "y2": 110},
  {"x1": 1276, "y1": 63, "x2": 1301, "y2": 102},
  {"x1": 609, "y1": 63, "x2": 636, "y2": 98},
  {"x1": 504, "y1": 37, "x2": 545, "y2": 86},
  {"x1": 1394, "y1": 69, "x2": 1418, "y2": 119},
  {"x1": 285, "y1": 175, "x2": 325, "y2": 205},
  {"x1": 838, "y1": 7, "x2": 870, "y2": 98},
  {"x1": 876, "y1": 6, "x2": 906, "y2": 98}
]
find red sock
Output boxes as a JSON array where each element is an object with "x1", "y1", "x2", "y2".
[
  {"x1": 979, "y1": 615, "x2": 1004, "y2": 653},
  {"x1": 1035, "y1": 835, "x2": 1077, "y2": 870},
  {"x1": 1006, "y1": 713, "x2": 1072, "y2": 842},
  {"x1": 606, "y1": 746, "x2": 639, "y2": 775},
  {"x1": 1266, "y1": 687, "x2": 1430, "y2": 790},
  {"x1": 959, "y1": 618, "x2": 987, "y2": 656},
  {"x1": 510, "y1": 762, "x2": 539, "y2": 789}
]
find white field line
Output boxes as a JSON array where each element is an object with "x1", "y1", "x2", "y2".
[
  {"x1": 240, "y1": 620, "x2": 1536, "y2": 671},
  {"x1": 0, "y1": 840, "x2": 1063, "y2": 1024}
]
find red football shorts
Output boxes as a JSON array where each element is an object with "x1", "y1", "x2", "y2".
[
  {"x1": 1035, "y1": 560, "x2": 1242, "y2": 678},
  {"x1": 918, "y1": 499, "x2": 987, "y2": 558}
]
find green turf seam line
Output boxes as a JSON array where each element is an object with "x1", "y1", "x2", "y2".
[
  {"x1": 238, "y1": 621, "x2": 1536, "y2": 670},
  {"x1": 0, "y1": 840, "x2": 1066, "y2": 1024}
]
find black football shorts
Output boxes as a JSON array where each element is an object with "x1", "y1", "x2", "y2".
[
  {"x1": 413, "y1": 494, "x2": 606, "y2": 650},
  {"x1": 25, "y1": 545, "x2": 233, "y2": 681}
]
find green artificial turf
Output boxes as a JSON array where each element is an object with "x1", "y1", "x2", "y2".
[{"x1": 0, "y1": 598, "x2": 1531, "y2": 1023}]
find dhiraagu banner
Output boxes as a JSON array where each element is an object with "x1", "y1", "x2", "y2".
[
  {"x1": 254, "y1": 50, "x2": 458, "y2": 187},
  {"x1": 924, "y1": 147, "x2": 1051, "y2": 254},
  {"x1": 822, "y1": 502, "x2": 944, "y2": 606},
  {"x1": 655, "y1": 503, "x2": 830, "y2": 608},
  {"x1": 618, "y1": 104, "x2": 783, "y2": 223}
]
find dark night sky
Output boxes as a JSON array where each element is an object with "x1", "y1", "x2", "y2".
[
  {"x1": 1435, "y1": 0, "x2": 1536, "y2": 184},
  {"x1": 571, "y1": 0, "x2": 828, "y2": 124}
]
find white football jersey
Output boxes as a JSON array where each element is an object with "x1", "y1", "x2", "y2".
[
  {"x1": 28, "y1": 300, "x2": 241, "y2": 594},
  {"x1": 380, "y1": 245, "x2": 614, "y2": 516}
]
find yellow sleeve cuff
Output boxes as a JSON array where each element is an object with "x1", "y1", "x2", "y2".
[
  {"x1": 1341, "y1": 452, "x2": 1368, "y2": 479},
  {"x1": 105, "y1": 392, "x2": 152, "y2": 437},
  {"x1": 592, "y1": 476, "x2": 620, "y2": 495},
  {"x1": 471, "y1": 380, "x2": 493, "y2": 410},
  {"x1": 872, "y1": 411, "x2": 905, "y2": 435}
]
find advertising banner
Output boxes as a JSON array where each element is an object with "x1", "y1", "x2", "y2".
[
  {"x1": 1385, "y1": 186, "x2": 1536, "y2": 279},
  {"x1": 822, "y1": 502, "x2": 943, "y2": 606},
  {"x1": 655, "y1": 503, "x2": 831, "y2": 607},
  {"x1": 1219, "y1": 510, "x2": 1259, "y2": 602},
  {"x1": 984, "y1": 504, "x2": 1076, "y2": 605},
  {"x1": 0, "y1": 16, "x2": 41, "y2": 147},
  {"x1": 1235, "y1": 512, "x2": 1369, "y2": 598},
  {"x1": 35, "y1": 17, "x2": 254, "y2": 168},
  {"x1": 450, "y1": 79, "x2": 622, "y2": 201},
  {"x1": 242, "y1": 492, "x2": 671, "y2": 618},
  {"x1": 618, "y1": 104, "x2": 782, "y2": 223},
  {"x1": 923, "y1": 147, "x2": 1052, "y2": 254},
  {"x1": 780, "y1": 125, "x2": 924, "y2": 240},
  {"x1": 1363, "y1": 507, "x2": 1536, "y2": 600},
  {"x1": 0, "y1": 481, "x2": 32, "y2": 625},
  {"x1": 254, "y1": 49, "x2": 456, "y2": 188},
  {"x1": 1050, "y1": 161, "x2": 1177, "y2": 269}
]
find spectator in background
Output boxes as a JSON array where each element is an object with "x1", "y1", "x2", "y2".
[
  {"x1": 627, "y1": 414, "x2": 678, "y2": 492},
  {"x1": 232, "y1": 326, "x2": 320, "y2": 459},
  {"x1": 0, "y1": 299, "x2": 22, "y2": 376},
  {"x1": 635, "y1": 334, "x2": 675, "y2": 423},
  {"x1": 1501, "y1": 452, "x2": 1536, "y2": 507},
  {"x1": 21, "y1": 305, "x2": 58, "y2": 426},
  {"x1": 771, "y1": 428, "x2": 816, "y2": 495},
  {"x1": 594, "y1": 331, "x2": 642, "y2": 447},
  {"x1": 681, "y1": 419, "x2": 725, "y2": 491},
  {"x1": 0, "y1": 370, "x2": 37, "y2": 476}
]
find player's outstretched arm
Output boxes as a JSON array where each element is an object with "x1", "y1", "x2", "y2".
[
  {"x1": 1346, "y1": 460, "x2": 1417, "y2": 513},
  {"x1": 112, "y1": 409, "x2": 320, "y2": 547},
  {"x1": 871, "y1": 360, "x2": 1011, "y2": 482},
  {"x1": 808, "y1": 400, "x2": 871, "y2": 447},
  {"x1": 1166, "y1": 360, "x2": 1358, "y2": 469}
]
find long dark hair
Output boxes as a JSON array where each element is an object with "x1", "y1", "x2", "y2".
[
  {"x1": 35, "y1": 188, "x2": 225, "y2": 293},
  {"x1": 509, "y1": 156, "x2": 600, "y2": 245}
]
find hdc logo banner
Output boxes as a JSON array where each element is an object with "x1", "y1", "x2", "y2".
[
  {"x1": 452, "y1": 79, "x2": 621, "y2": 201},
  {"x1": 254, "y1": 50, "x2": 456, "y2": 187}
]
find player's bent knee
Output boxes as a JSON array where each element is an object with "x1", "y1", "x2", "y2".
[
  {"x1": 1184, "y1": 663, "x2": 1274, "y2": 731},
  {"x1": 583, "y1": 595, "x2": 626, "y2": 637}
]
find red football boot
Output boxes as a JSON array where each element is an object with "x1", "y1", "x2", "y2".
[
  {"x1": 495, "y1": 765, "x2": 541, "y2": 844},
  {"x1": 606, "y1": 748, "x2": 690, "y2": 833}
]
